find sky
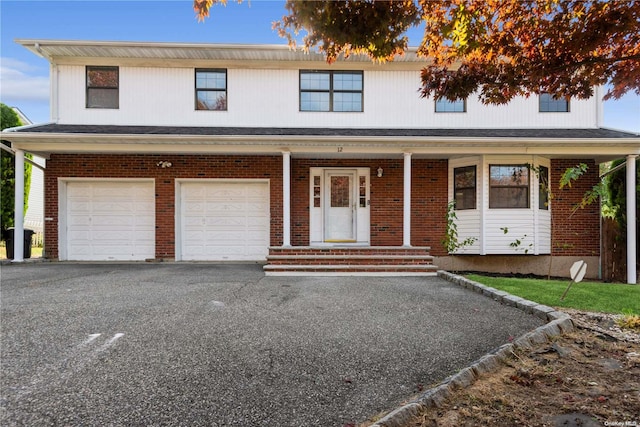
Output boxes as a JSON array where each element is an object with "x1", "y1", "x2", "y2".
[{"x1": 1, "y1": 0, "x2": 639, "y2": 132}]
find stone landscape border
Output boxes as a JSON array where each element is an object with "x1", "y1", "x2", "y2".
[{"x1": 371, "y1": 270, "x2": 575, "y2": 427}]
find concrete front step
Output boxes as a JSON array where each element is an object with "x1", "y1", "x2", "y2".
[
  {"x1": 264, "y1": 264, "x2": 439, "y2": 276},
  {"x1": 267, "y1": 255, "x2": 434, "y2": 260},
  {"x1": 265, "y1": 246, "x2": 436, "y2": 275},
  {"x1": 268, "y1": 246, "x2": 432, "y2": 256},
  {"x1": 266, "y1": 255, "x2": 434, "y2": 266}
]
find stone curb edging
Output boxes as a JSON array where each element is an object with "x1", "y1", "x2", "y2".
[{"x1": 371, "y1": 270, "x2": 574, "y2": 427}]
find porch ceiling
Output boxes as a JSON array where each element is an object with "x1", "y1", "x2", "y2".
[{"x1": 3, "y1": 124, "x2": 639, "y2": 162}]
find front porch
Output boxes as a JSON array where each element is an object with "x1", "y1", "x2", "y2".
[{"x1": 264, "y1": 246, "x2": 438, "y2": 276}]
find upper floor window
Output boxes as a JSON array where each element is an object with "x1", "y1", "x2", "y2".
[
  {"x1": 489, "y1": 165, "x2": 530, "y2": 208},
  {"x1": 300, "y1": 70, "x2": 363, "y2": 112},
  {"x1": 86, "y1": 66, "x2": 118, "y2": 109},
  {"x1": 539, "y1": 93, "x2": 569, "y2": 112},
  {"x1": 196, "y1": 69, "x2": 227, "y2": 111},
  {"x1": 454, "y1": 166, "x2": 476, "y2": 210},
  {"x1": 435, "y1": 97, "x2": 466, "y2": 113}
]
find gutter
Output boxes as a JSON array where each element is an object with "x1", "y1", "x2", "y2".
[
  {"x1": 1, "y1": 122, "x2": 56, "y2": 132},
  {"x1": 4, "y1": 131, "x2": 640, "y2": 145}
]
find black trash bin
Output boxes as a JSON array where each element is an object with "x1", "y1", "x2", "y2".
[{"x1": 4, "y1": 228, "x2": 34, "y2": 259}]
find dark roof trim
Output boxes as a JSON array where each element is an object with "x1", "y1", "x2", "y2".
[{"x1": 8, "y1": 124, "x2": 640, "y2": 139}]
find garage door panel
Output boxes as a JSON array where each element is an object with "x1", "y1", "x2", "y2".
[
  {"x1": 184, "y1": 202, "x2": 205, "y2": 212},
  {"x1": 134, "y1": 215, "x2": 155, "y2": 226},
  {"x1": 246, "y1": 203, "x2": 268, "y2": 211},
  {"x1": 184, "y1": 219, "x2": 205, "y2": 228},
  {"x1": 68, "y1": 245, "x2": 91, "y2": 257},
  {"x1": 91, "y1": 228, "x2": 148, "y2": 241},
  {"x1": 65, "y1": 181, "x2": 155, "y2": 261},
  {"x1": 206, "y1": 217, "x2": 246, "y2": 228},
  {"x1": 92, "y1": 202, "x2": 134, "y2": 212},
  {"x1": 180, "y1": 182, "x2": 269, "y2": 261},
  {"x1": 68, "y1": 230, "x2": 90, "y2": 240},
  {"x1": 67, "y1": 185, "x2": 92, "y2": 197},
  {"x1": 206, "y1": 202, "x2": 246, "y2": 212},
  {"x1": 68, "y1": 215, "x2": 91, "y2": 227},
  {"x1": 68, "y1": 201, "x2": 90, "y2": 212},
  {"x1": 205, "y1": 230, "x2": 247, "y2": 240}
]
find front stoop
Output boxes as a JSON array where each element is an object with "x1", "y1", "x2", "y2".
[{"x1": 264, "y1": 246, "x2": 438, "y2": 276}]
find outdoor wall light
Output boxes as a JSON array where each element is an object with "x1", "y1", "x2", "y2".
[
  {"x1": 377, "y1": 167, "x2": 383, "y2": 177},
  {"x1": 157, "y1": 161, "x2": 173, "y2": 168}
]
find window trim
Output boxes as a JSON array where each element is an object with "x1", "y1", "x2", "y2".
[
  {"x1": 538, "y1": 165, "x2": 550, "y2": 210},
  {"x1": 86, "y1": 66, "x2": 119, "y2": 109},
  {"x1": 489, "y1": 164, "x2": 530, "y2": 209},
  {"x1": 453, "y1": 165, "x2": 476, "y2": 210},
  {"x1": 539, "y1": 93, "x2": 570, "y2": 112},
  {"x1": 435, "y1": 97, "x2": 466, "y2": 113},
  {"x1": 195, "y1": 68, "x2": 228, "y2": 111},
  {"x1": 299, "y1": 70, "x2": 363, "y2": 112}
]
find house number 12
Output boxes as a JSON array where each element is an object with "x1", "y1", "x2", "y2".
[{"x1": 337, "y1": 147, "x2": 343, "y2": 152}]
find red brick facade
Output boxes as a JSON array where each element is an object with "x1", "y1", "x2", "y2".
[
  {"x1": 45, "y1": 154, "x2": 283, "y2": 259},
  {"x1": 290, "y1": 159, "x2": 448, "y2": 253},
  {"x1": 550, "y1": 159, "x2": 601, "y2": 257},
  {"x1": 44, "y1": 154, "x2": 597, "y2": 261}
]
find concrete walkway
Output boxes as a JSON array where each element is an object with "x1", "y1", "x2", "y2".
[{"x1": 1, "y1": 263, "x2": 543, "y2": 426}]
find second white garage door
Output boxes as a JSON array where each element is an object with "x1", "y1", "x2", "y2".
[{"x1": 178, "y1": 181, "x2": 270, "y2": 261}]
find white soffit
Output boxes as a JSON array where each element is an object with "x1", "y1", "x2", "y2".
[
  {"x1": 16, "y1": 39, "x2": 428, "y2": 69},
  {"x1": 6, "y1": 133, "x2": 640, "y2": 160}
]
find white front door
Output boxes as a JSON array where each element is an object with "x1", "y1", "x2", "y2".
[{"x1": 324, "y1": 170, "x2": 357, "y2": 242}]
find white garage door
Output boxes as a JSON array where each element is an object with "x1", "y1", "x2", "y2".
[
  {"x1": 65, "y1": 181, "x2": 155, "y2": 261},
  {"x1": 180, "y1": 181, "x2": 269, "y2": 261}
]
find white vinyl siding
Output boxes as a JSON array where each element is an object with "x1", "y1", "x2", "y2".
[
  {"x1": 448, "y1": 156, "x2": 551, "y2": 255},
  {"x1": 60, "y1": 180, "x2": 155, "y2": 261},
  {"x1": 55, "y1": 65, "x2": 599, "y2": 129},
  {"x1": 176, "y1": 180, "x2": 270, "y2": 261}
]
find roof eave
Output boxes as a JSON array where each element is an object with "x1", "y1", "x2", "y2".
[{"x1": 4, "y1": 132, "x2": 639, "y2": 158}]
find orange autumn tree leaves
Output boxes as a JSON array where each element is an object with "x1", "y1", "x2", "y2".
[{"x1": 193, "y1": 0, "x2": 640, "y2": 104}]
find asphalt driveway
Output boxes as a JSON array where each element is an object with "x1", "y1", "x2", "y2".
[{"x1": 1, "y1": 263, "x2": 543, "y2": 426}]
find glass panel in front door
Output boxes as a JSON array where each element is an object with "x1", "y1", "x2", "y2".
[{"x1": 325, "y1": 172, "x2": 355, "y2": 241}]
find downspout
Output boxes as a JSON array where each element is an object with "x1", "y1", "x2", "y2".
[
  {"x1": 13, "y1": 150, "x2": 25, "y2": 262},
  {"x1": 51, "y1": 62, "x2": 59, "y2": 122},
  {"x1": 595, "y1": 85, "x2": 604, "y2": 128},
  {"x1": 403, "y1": 153, "x2": 412, "y2": 247},
  {"x1": 282, "y1": 151, "x2": 291, "y2": 247},
  {"x1": 626, "y1": 155, "x2": 637, "y2": 284}
]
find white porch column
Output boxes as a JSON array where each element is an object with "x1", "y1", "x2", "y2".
[
  {"x1": 403, "y1": 152, "x2": 412, "y2": 247},
  {"x1": 626, "y1": 155, "x2": 637, "y2": 284},
  {"x1": 282, "y1": 151, "x2": 291, "y2": 247},
  {"x1": 13, "y1": 149, "x2": 25, "y2": 262}
]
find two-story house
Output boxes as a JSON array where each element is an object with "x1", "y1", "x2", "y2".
[{"x1": 3, "y1": 39, "x2": 639, "y2": 280}]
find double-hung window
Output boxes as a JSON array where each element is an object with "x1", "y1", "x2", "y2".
[
  {"x1": 539, "y1": 93, "x2": 569, "y2": 112},
  {"x1": 300, "y1": 71, "x2": 363, "y2": 112},
  {"x1": 435, "y1": 98, "x2": 466, "y2": 113},
  {"x1": 454, "y1": 166, "x2": 476, "y2": 210},
  {"x1": 489, "y1": 165, "x2": 530, "y2": 208},
  {"x1": 195, "y1": 69, "x2": 227, "y2": 111},
  {"x1": 86, "y1": 66, "x2": 119, "y2": 109}
]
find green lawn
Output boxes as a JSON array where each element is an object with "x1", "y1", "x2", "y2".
[{"x1": 466, "y1": 274, "x2": 640, "y2": 315}]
